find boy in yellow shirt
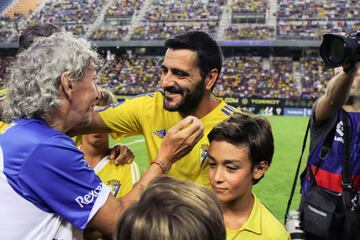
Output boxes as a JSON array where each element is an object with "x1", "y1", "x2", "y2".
[
  {"x1": 207, "y1": 112, "x2": 290, "y2": 240},
  {"x1": 80, "y1": 89, "x2": 140, "y2": 199}
]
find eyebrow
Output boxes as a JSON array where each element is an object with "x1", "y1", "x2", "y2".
[
  {"x1": 160, "y1": 65, "x2": 191, "y2": 76},
  {"x1": 207, "y1": 154, "x2": 241, "y2": 164}
]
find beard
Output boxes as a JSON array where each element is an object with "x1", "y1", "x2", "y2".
[{"x1": 163, "y1": 78, "x2": 205, "y2": 116}]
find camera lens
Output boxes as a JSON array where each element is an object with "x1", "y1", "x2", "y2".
[{"x1": 329, "y1": 38, "x2": 345, "y2": 65}]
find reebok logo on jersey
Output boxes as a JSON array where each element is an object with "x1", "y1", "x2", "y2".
[
  {"x1": 75, "y1": 183, "x2": 102, "y2": 208},
  {"x1": 153, "y1": 129, "x2": 166, "y2": 138}
]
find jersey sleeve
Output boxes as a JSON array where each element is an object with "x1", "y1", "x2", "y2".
[
  {"x1": 18, "y1": 136, "x2": 111, "y2": 230},
  {"x1": 98, "y1": 97, "x2": 147, "y2": 136}
]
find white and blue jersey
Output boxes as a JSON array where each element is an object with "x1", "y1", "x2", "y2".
[{"x1": 0, "y1": 119, "x2": 111, "y2": 240}]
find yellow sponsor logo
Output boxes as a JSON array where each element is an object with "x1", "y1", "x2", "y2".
[{"x1": 251, "y1": 99, "x2": 280, "y2": 105}]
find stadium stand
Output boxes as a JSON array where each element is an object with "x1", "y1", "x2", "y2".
[
  {"x1": 0, "y1": 0, "x2": 354, "y2": 109},
  {"x1": 4, "y1": 0, "x2": 42, "y2": 17},
  {"x1": 88, "y1": 0, "x2": 145, "y2": 41},
  {"x1": 130, "y1": 0, "x2": 225, "y2": 40},
  {"x1": 0, "y1": 0, "x2": 12, "y2": 13},
  {"x1": 26, "y1": 0, "x2": 107, "y2": 36},
  {"x1": 97, "y1": 54, "x2": 162, "y2": 94}
]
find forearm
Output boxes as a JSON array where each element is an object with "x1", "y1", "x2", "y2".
[
  {"x1": 324, "y1": 68, "x2": 356, "y2": 107},
  {"x1": 67, "y1": 110, "x2": 110, "y2": 136},
  {"x1": 315, "y1": 67, "x2": 357, "y2": 121}
]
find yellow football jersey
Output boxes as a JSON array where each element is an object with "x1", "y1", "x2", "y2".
[
  {"x1": 0, "y1": 121, "x2": 9, "y2": 133},
  {"x1": 99, "y1": 91, "x2": 239, "y2": 187},
  {"x1": 226, "y1": 194, "x2": 290, "y2": 240},
  {"x1": 94, "y1": 156, "x2": 140, "y2": 199}
]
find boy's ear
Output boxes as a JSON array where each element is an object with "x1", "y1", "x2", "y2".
[{"x1": 252, "y1": 161, "x2": 269, "y2": 180}]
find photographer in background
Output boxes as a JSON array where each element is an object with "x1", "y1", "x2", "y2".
[{"x1": 300, "y1": 31, "x2": 360, "y2": 239}]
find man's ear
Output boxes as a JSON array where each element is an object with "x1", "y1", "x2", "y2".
[
  {"x1": 252, "y1": 161, "x2": 269, "y2": 181},
  {"x1": 205, "y1": 68, "x2": 219, "y2": 91},
  {"x1": 60, "y1": 72, "x2": 73, "y2": 100}
]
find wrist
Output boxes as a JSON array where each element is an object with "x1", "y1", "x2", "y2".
[{"x1": 151, "y1": 159, "x2": 171, "y2": 174}]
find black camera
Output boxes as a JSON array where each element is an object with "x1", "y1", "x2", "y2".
[{"x1": 319, "y1": 30, "x2": 360, "y2": 68}]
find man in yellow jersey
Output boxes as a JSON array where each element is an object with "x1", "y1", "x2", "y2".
[
  {"x1": 80, "y1": 89, "x2": 140, "y2": 199},
  {"x1": 70, "y1": 31, "x2": 239, "y2": 187}
]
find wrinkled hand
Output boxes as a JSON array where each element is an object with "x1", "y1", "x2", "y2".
[
  {"x1": 109, "y1": 143, "x2": 135, "y2": 165},
  {"x1": 156, "y1": 116, "x2": 204, "y2": 165}
]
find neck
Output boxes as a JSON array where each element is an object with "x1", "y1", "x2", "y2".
[
  {"x1": 44, "y1": 114, "x2": 69, "y2": 133},
  {"x1": 44, "y1": 104, "x2": 74, "y2": 133},
  {"x1": 182, "y1": 94, "x2": 220, "y2": 119},
  {"x1": 80, "y1": 143, "x2": 109, "y2": 169},
  {"x1": 222, "y1": 192, "x2": 254, "y2": 230}
]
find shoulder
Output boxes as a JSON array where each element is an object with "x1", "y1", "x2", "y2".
[
  {"x1": 255, "y1": 197, "x2": 290, "y2": 239},
  {"x1": 99, "y1": 92, "x2": 161, "y2": 114}
]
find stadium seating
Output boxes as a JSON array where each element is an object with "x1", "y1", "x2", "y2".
[
  {"x1": 0, "y1": 0, "x2": 359, "y2": 41},
  {"x1": 0, "y1": 0, "x2": 12, "y2": 13},
  {"x1": 4, "y1": 0, "x2": 42, "y2": 17},
  {"x1": 0, "y1": 0, "x2": 348, "y2": 102}
]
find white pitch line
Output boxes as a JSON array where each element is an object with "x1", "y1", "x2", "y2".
[{"x1": 125, "y1": 139, "x2": 145, "y2": 146}]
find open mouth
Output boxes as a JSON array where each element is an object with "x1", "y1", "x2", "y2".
[{"x1": 164, "y1": 90, "x2": 183, "y2": 100}]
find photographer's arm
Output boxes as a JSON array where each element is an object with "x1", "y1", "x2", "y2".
[{"x1": 314, "y1": 63, "x2": 358, "y2": 122}]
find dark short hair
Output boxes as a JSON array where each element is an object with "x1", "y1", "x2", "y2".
[
  {"x1": 208, "y1": 112, "x2": 274, "y2": 184},
  {"x1": 164, "y1": 31, "x2": 223, "y2": 90},
  {"x1": 18, "y1": 23, "x2": 61, "y2": 53},
  {"x1": 114, "y1": 176, "x2": 226, "y2": 240}
]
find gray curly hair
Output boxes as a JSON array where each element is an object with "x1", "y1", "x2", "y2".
[{"x1": 3, "y1": 31, "x2": 103, "y2": 122}]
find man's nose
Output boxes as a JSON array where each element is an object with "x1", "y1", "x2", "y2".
[{"x1": 160, "y1": 72, "x2": 175, "y2": 88}]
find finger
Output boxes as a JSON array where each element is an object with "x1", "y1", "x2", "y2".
[
  {"x1": 109, "y1": 151, "x2": 120, "y2": 165},
  {"x1": 126, "y1": 157, "x2": 134, "y2": 164},
  {"x1": 114, "y1": 151, "x2": 127, "y2": 165},
  {"x1": 178, "y1": 117, "x2": 203, "y2": 137},
  {"x1": 171, "y1": 116, "x2": 197, "y2": 131}
]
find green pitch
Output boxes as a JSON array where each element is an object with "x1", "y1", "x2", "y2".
[{"x1": 112, "y1": 115, "x2": 309, "y2": 222}]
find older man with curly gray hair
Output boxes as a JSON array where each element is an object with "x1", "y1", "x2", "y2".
[{"x1": 0, "y1": 31, "x2": 204, "y2": 239}]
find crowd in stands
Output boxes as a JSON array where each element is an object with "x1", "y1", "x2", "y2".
[
  {"x1": 298, "y1": 56, "x2": 333, "y2": 100},
  {"x1": 0, "y1": 0, "x2": 349, "y2": 102},
  {"x1": 106, "y1": 0, "x2": 143, "y2": 18},
  {"x1": 89, "y1": 25, "x2": 129, "y2": 41},
  {"x1": 98, "y1": 54, "x2": 162, "y2": 94},
  {"x1": 131, "y1": 21, "x2": 218, "y2": 40},
  {"x1": 1, "y1": 0, "x2": 360, "y2": 41},
  {"x1": 130, "y1": 0, "x2": 224, "y2": 40},
  {"x1": 231, "y1": 0, "x2": 267, "y2": 13},
  {"x1": 26, "y1": 0, "x2": 106, "y2": 36},
  {"x1": 0, "y1": 13, "x2": 24, "y2": 42},
  {"x1": 0, "y1": 51, "x2": 335, "y2": 101},
  {"x1": 224, "y1": 25, "x2": 275, "y2": 40},
  {"x1": 277, "y1": 0, "x2": 360, "y2": 40},
  {"x1": 88, "y1": 0, "x2": 144, "y2": 41},
  {"x1": 215, "y1": 56, "x2": 298, "y2": 99}
]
